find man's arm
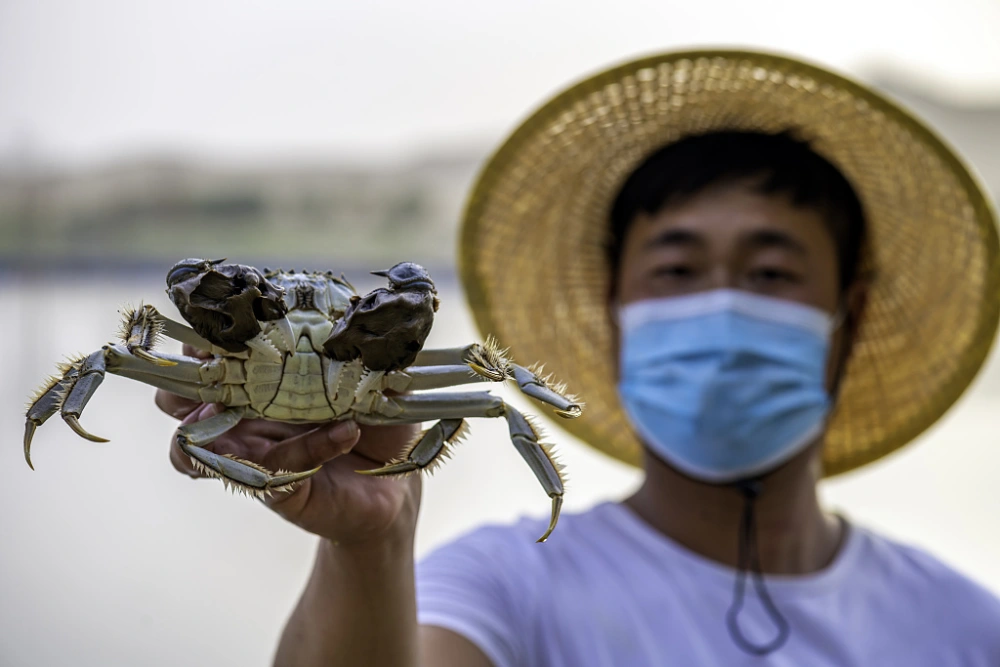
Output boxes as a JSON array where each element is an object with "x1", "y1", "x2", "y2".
[
  {"x1": 157, "y1": 371, "x2": 491, "y2": 667},
  {"x1": 274, "y1": 539, "x2": 493, "y2": 667}
]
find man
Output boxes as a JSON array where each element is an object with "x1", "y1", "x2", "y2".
[{"x1": 159, "y1": 50, "x2": 1000, "y2": 665}]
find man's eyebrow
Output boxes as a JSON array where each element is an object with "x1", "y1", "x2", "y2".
[
  {"x1": 743, "y1": 229, "x2": 808, "y2": 255},
  {"x1": 646, "y1": 229, "x2": 706, "y2": 250}
]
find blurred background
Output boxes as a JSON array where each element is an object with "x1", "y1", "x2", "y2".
[{"x1": 3, "y1": 1, "x2": 1000, "y2": 664}]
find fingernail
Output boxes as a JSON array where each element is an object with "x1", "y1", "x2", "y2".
[{"x1": 328, "y1": 420, "x2": 358, "y2": 443}]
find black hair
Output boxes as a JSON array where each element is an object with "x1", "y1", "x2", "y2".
[{"x1": 607, "y1": 130, "x2": 868, "y2": 292}]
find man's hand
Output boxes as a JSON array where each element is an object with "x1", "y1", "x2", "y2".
[{"x1": 156, "y1": 345, "x2": 421, "y2": 547}]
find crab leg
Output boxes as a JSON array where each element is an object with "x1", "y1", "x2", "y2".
[
  {"x1": 24, "y1": 348, "x2": 112, "y2": 469},
  {"x1": 410, "y1": 342, "x2": 582, "y2": 418},
  {"x1": 26, "y1": 307, "x2": 215, "y2": 467},
  {"x1": 357, "y1": 391, "x2": 505, "y2": 424},
  {"x1": 104, "y1": 344, "x2": 204, "y2": 382},
  {"x1": 411, "y1": 345, "x2": 476, "y2": 367},
  {"x1": 160, "y1": 317, "x2": 221, "y2": 354},
  {"x1": 110, "y1": 367, "x2": 245, "y2": 406},
  {"x1": 57, "y1": 349, "x2": 110, "y2": 443},
  {"x1": 415, "y1": 341, "x2": 510, "y2": 382},
  {"x1": 24, "y1": 343, "x2": 250, "y2": 468},
  {"x1": 391, "y1": 365, "x2": 492, "y2": 392},
  {"x1": 175, "y1": 406, "x2": 319, "y2": 497},
  {"x1": 124, "y1": 303, "x2": 226, "y2": 356},
  {"x1": 509, "y1": 365, "x2": 582, "y2": 418},
  {"x1": 24, "y1": 349, "x2": 105, "y2": 468},
  {"x1": 504, "y1": 404, "x2": 565, "y2": 542},
  {"x1": 24, "y1": 368, "x2": 81, "y2": 469},
  {"x1": 119, "y1": 304, "x2": 177, "y2": 366},
  {"x1": 357, "y1": 419, "x2": 469, "y2": 476},
  {"x1": 101, "y1": 344, "x2": 251, "y2": 405},
  {"x1": 113, "y1": 367, "x2": 242, "y2": 404},
  {"x1": 359, "y1": 394, "x2": 565, "y2": 542}
]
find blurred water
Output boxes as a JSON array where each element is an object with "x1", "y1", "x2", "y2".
[{"x1": 2, "y1": 276, "x2": 999, "y2": 666}]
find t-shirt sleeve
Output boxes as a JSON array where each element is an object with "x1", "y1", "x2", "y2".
[{"x1": 416, "y1": 524, "x2": 538, "y2": 667}]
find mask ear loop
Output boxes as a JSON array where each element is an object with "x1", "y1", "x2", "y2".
[
  {"x1": 828, "y1": 305, "x2": 853, "y2": 403},
  {"x1": 725, "y1": 479, "x2": 790, "y2": 655},
  {"x1": 829, "y1": 306, "x2": 847, "y2": 332}
]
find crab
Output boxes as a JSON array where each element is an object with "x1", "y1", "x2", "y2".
[{"x1": 24, "y1": 258, "x2": 582, "y2": 542}]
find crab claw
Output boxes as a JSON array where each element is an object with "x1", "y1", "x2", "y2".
[
  {"x1": 166, "y1": 258, "x2": 288, "y2": 353},
  {"x1": 370, "y1": 263, "x2": 436, "y2": 292}
]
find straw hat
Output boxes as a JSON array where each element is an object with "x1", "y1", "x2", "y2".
[{"x1": 459, "y1": 49, "x2": 1000, "y2": 476}]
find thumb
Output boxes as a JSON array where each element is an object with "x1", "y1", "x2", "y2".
[{"x1": 262, "y1": 420, "x2": 360, "y2": 474}]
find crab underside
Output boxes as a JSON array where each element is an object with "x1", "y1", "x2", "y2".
[{"x1": 24, "y1": 259, "x2": 583, "y2": 542}]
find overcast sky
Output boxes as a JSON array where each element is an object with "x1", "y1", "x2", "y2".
[{"x1": 2, "y1": 0, "x2": 999, "y2": 165}]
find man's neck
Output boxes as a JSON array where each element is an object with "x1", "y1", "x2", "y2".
[{"x1": 623, "y1": 445, "x2": 844, "y2": 575}]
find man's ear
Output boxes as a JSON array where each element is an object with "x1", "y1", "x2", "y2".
[
  {"x1": 607, "y1": 286, "x2": 622, "y2": 380},
  {"x1": 828, "y1": 278, "x2": 870, "y2": 398},
  {"x1": 844, "y1": 277, "x2": 870, "y2": 343}
]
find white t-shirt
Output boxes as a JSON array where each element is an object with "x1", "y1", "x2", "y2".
[{"x1": 416, "y1": 502, "x2": 1000, "y2": 666}]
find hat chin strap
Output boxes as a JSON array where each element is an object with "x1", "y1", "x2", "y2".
[{"x1": 725, "y1": 478, "x2": 791, "y2": 656}]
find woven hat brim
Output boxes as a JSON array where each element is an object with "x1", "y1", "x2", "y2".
[{"x1": 460, "y1": 49, "x2": 1000, "y2": 476}]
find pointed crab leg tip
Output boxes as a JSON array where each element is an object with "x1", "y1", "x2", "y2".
[
  {"x1": 468, "y1": 363, "x2": 507, "y2": 382},
  {"x1": 24, "y1": 423, "x2": 36, "y2": 470},
  {"x1": 267, "y1": 466, "x2": 322, "y2": 488},
  {"x1": 356, "y1": 461, "x2": 419, "y2": 477},
  {"x1": 555, "y1": 405, "x2": 583, "y2": 419},
  {"x1": 536, "y1": 523, "x2": 556, "y2": 543},
  {"x1": 64, "y1": 415, "x2": 110, "y2": 443},
  {"x1": 536, "y1": 496, "x2": 563, "y2": 543},
  {"x1": 132, "y1": 348, "x2": 177, "y2": 366}
]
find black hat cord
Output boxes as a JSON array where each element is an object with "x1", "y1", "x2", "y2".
[{"x1": 725, "y1": 479, "x2": 790, "y2": 656}]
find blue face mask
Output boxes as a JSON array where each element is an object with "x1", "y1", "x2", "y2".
[{"x1": 617, "y1": 289, "x2": 837, "y2": 483}]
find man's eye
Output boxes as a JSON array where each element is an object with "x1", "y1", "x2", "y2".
[
  {"x1": 750, "y1": 267, "x2": 800, "y2": 283},
  {"x1": 653, "y1": 265, "x2": 694, "y2": 279}
]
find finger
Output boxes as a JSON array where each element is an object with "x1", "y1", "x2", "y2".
[
  {"x1": 182, "y1": 343, "x2": 212, "y2": 359},
  {"x1": 169, "y1": 408, "x2": 316, "y2": 479},
  {"x1": 180, "y1": 402, "x2": 223, "y2": 426},
  {"x1": 353, "y1": 422, "x2": 419, "y2": 464},
  {"x1": 262, "y1": 420, "x2": 360, "y2": 474},
  {"x1": 155, "y1": 388, "x2": 201, "y2": 420},
  {"x1": 169, "y1": 403, "x2": 223, "y2": 478},
  {"x1": 170, "y1": 441, "x2": 201, "y2": 478},
  {"x1": 228, "y1": 418, "x2": 318, "y2": 443}
]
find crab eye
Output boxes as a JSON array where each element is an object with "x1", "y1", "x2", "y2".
[{"x1": 167, "y1": 266, "x2": 200, "y2": 285}]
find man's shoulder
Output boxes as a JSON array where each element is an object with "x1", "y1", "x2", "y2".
[
  {"x1": 853, "y1": 525, "x2": 1000, "y2": 637},
  {"x1": 856, "y1": 526, "x2": 996, "y2": 594}
]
